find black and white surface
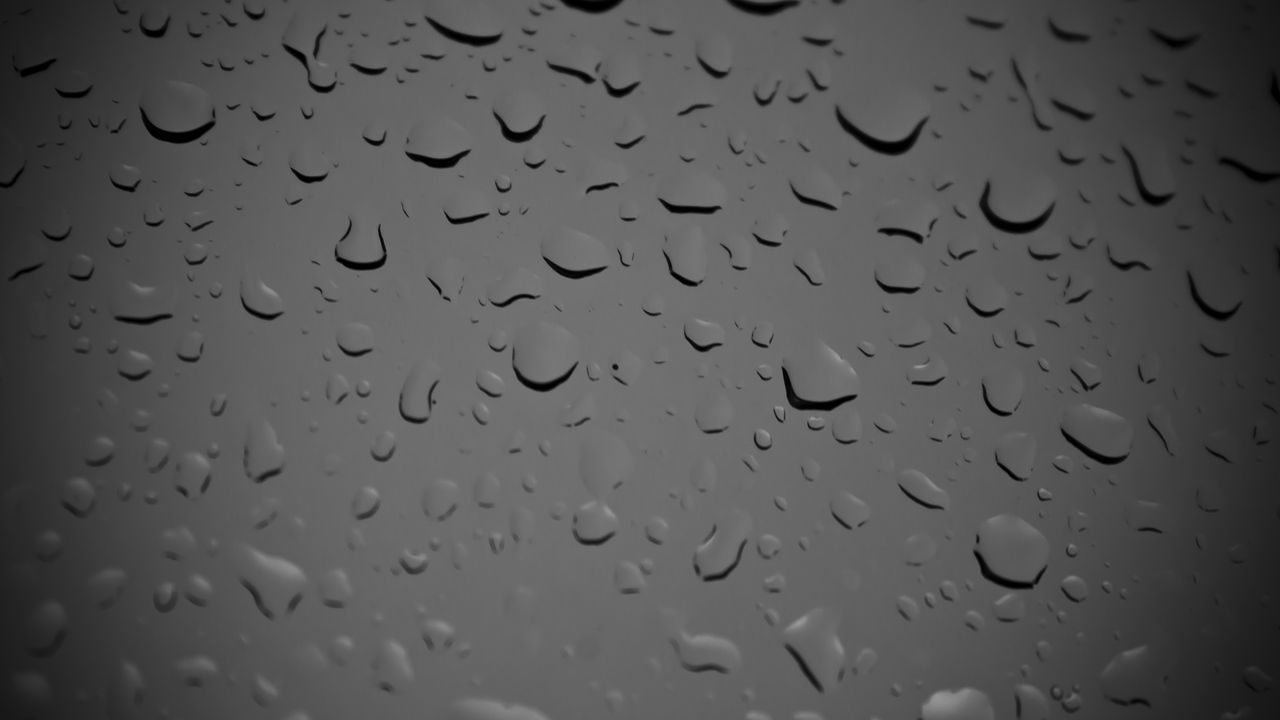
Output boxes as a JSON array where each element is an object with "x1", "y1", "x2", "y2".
[{"x1": 2, "y1": 0, "x2": 1279, "y2": 718}]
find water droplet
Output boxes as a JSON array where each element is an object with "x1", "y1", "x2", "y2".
[
  {"x1": 400, "y1": 360, "x2": 441, "y2": 423},
  {"x1": 994, "y1": 431, "x2": 1037, "y2": 480},
  {"x1": 335, "y1": 214, "x2": 387, "y2": 269},
  {"x1": 244, "y1": 417, "x2": 285, "y2": 482},
  {"x1": 139, "y1": 81, "x2": 215, "y2": 142},
  {"x1": 665, "y1": 226, "x2": 710, "y2": 285},
  {"x1": 425, "y1": 0, "x2": 504, "y2": 45},
  {"x1": 921, "y1": 687, "x2": 995, "y2": 720},
  {"x1": 572, "y1": 500, "x2": 618, "y2": 545},
  {"x1": 234, "y1": 544, "x2": 307, "y2": 620},
  {"x1": 542, "y1": 227, "x2": 611, "y2": 277},
  {"x1": 898, "y1": 468, "x2": 950, "y2": 510},
  {"x1": 782, "y1": 339, "x2": 860, "y2": 410},
  {"x1": 980, "y1": 170, "x2": 1056, "y2": 232},
  {"x1": 694, "y1": 508, "x2": 753, "y2": 580},
  {"x1": 405, "y1": 116, "x2": 472, "y2": 167},
  {"x1": 493, "y1": 89, "x2": 546, "y2": 141},
  {"x1": 974, "y1": 514, "x2": 1049, "y2": 588},
  {"x1": 1060, "y1": 404, "x2": 1134, "y2": 463},
  {"x1": 782, "y1": 607, "x2": 845, "y2": 692},
  {"x1": 512, "y1": 321, "x2": 581, "y2": 390},
  {"x1": 658, "y1": 171, "x2": 727, "y2": 213},
  {"x1": 684, "y1": 317, "x2": 726, "y2": 351},
  {"x1": 836, "y1": 86, "x2": 930, "y2": 154}
]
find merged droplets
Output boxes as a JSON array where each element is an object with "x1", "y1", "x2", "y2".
[
  {"x1": 173, "y1": 451, "x2": 212, "y2": 498},
  {"x1": 234, "y1": 544, "x2": 307, "y2": 620}
]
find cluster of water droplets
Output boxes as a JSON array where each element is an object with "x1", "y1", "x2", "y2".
[{"x1": 2, "y1": 0, "x2": 1279, "y2": 719}]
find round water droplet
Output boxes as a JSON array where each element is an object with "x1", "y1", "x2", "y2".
[
  {"x1": 512, "y1": 321, "x2": 581, "y2": 390},
  {"x1": 139, "y1": 81, "x2": 215, "y2": 143},
  {"x1": 974, "y1": 514, "x2": 1050, "y2": 588}
]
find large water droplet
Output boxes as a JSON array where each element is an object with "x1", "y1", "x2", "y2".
[
  {"x1": 512, "y1": 321, "x2": 581, "y2": 390},
  {"x1": 782, "y1": 607, "x2": 845, "y2": 692},
  {"x1": 139, "y1": 81, "x2": 215, "y2": 142},
  {"x1": 782, "y1": 339, "x2": 860, "y2": 410},
  {"x1": 542, "y1": 227, "x2": 611, "y2": 277},
  {"x1": 974, "y1": 514, "x2": 1050, "y2": 588},
  {"x1": 835, "y1": 86, "x2": 930, "y2": 154},
  {"x1": 694, "y1": 508, "x2": 753, "y2": 580},
  {"x1": 921, "y1": 687, "x2": 996, "y2": 720},
  {"x1": 1060, "y1": 403, "x2": 1134, "y2": 463}
]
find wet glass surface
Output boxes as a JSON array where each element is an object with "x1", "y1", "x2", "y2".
[{"x1": 2, "y1": 0, "x2": 1279, "y2": 718}]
